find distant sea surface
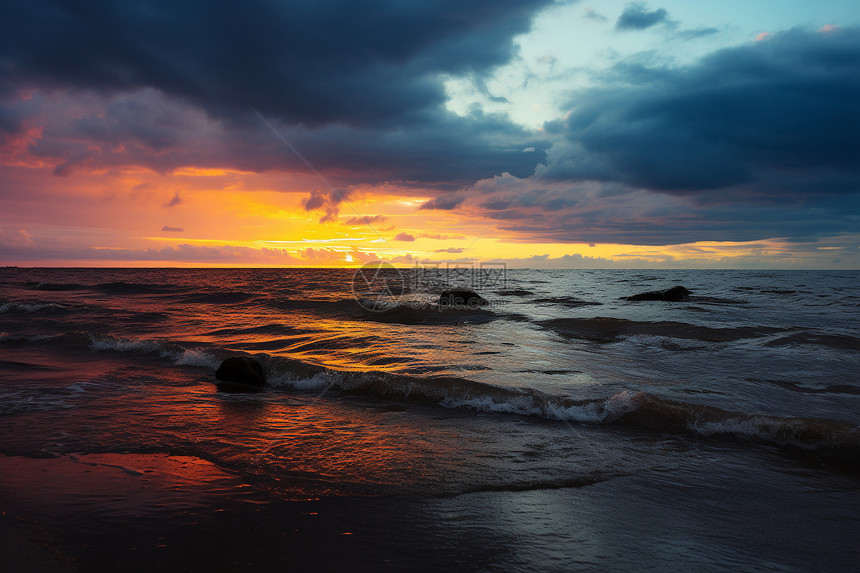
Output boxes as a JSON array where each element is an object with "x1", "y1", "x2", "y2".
[{"x1": 1, "y1": 267, "x2": 858, "y2": 571}]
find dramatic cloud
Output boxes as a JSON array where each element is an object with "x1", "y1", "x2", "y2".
[
  {"x1": 544, "y1": 27, "x2": 860, "y2": 199},
  {"x1": 420, "y1": 194, "x2": 468, "y2": 210},
  {"x1": 615, "y1": 3, "x2": 669, "y2": 31},
  {"x1": 0, "y1": 88, "x2": 547, "y2": 186},
  {"x1": 0, "y1": 1, "x2": 551, "y2": 187},
  {"x1": 1, "y1": 2, "x2": 857, "y2": 267},
  {"x1": 420, "y1": 27, "x2": 860, "y2": 246},
  {"x1": 0, "y1": 0, "x2": 552, "y2": 127}
]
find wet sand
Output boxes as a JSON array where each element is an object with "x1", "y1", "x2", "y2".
[
  {"x1": 0, "y1": 514, "x2": 75, "y2": 573},
  {"x1": 2, "y1": 451, "x2": 858, "y2": 572}
]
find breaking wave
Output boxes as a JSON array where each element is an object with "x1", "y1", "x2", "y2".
[
  {"x1": 3, "y1": 328, "x2": 858, "y2": 463},
  {"x1": 259, "y1": 356, "x2": 859, "y2": 463},
  {"x1": 0, "y1": 302, "x2": 64, "y2": 314}
]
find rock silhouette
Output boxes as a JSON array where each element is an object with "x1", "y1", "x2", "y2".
[
  {"x1": 623, "y1": 286, "x2": 691, "y2": 302},
  {"x1": 215, "y1": 356, "x2": 266, "y2": 390},
  {"x1": 438, "y1": 289, "x2": 489, "y2": 309}
]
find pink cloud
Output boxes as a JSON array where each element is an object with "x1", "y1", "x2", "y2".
[{"x1": 0, "y1": 228, "x2": 36, "y2": 249}]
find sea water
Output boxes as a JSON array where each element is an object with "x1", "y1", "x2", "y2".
[{"x1": 1, "y1": 267, "x2": 858, "y2": 570}]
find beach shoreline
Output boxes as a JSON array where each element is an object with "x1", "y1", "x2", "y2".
[{"x1": 2, "y1": 450, "x2": 858, "y2": 572}]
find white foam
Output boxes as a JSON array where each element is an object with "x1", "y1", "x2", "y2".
[
  {"x1": 690, "y1": 416, "x2": 799, "y2": 446},
  {"x1": 270, "y1": 370, "x2": 339, "y2": 392},
  {"x1": 88, "y1": 334, "x2": 219, "y2": 369},
  {"x1": 175, "y1": 348, "x2": 221, "y2": 369},
  {"x1": 439, "y1": 390, "x2": 640, "y2": 423},
  {"x1": 601, "y1": 390, "x2": 639, "y2": 421},
  {"x1": 89, "y1": 335, "x2": 164, "y2": 354},
  {"x1": 0, "y1": 302, "x2": 62, "y2": 313}
]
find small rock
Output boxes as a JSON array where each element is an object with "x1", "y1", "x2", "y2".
[
  {"x1": 215, "y1": 356, "x2": 266, "y2": 386},
  {"x1": 624, "y1": 286, "x2": 691, "y2": 302},
  {"x1": 438, "y1": 289, "x2": 489, "y2": 309}
]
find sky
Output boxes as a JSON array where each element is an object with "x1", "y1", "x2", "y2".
[{"x1": 1, "y1": 0, "x2": 858, "y2": 268}]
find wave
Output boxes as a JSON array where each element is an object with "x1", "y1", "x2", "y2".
[
  {"x1": 176, "y1": 291, "x2": 257, "y2": 304},
  {"x1": 260, "y1": 359, "x2": 859, "y2": 462},
  {"x1": 346, "y1": 300, "x2": 506, "y2": 325},
  {"x1": 0, "y1": 331, "x2": 225, "y2": 370},
  {"x1": 0, "y1": 359, "x2": 61, "y2": 371},
  {"x1": 4, "y1": 328, "x2": 858, "y2": 463},
  {"x1": 0, "y1": 302, "x2": 64, "y2": 314},
  {"x1": 206, "y1": 324, "x2": 303, "y2": 337},
  {"x1": 0, "y1": 384, "x2": 89, "y2": 415},
  {"x1": 23, "y1": 280, "x2": 187, "y2": 295},
  {"x1": 689, "y1": 296, "x2": 749, "y2": 305},
  {"x1": 540, "y1": 317, "x2": 783, "y2": 343},
  {"x1": 533, "y1": 296, "x2": 603, "y2": 307},
  {"x1": 94, "y1": 281, "x2": 186, "y2": 295},
  {"x1": 624, "y1": 393, "x2": 859, "y2": 459},
  {"x1": 751, "y1": 378, "x2": 860, "y2": 396},
  {"x1": 88, "y1": 333, "x2": 222, "y2": 369},
  {"x1": 24, "y1": 281, "x2": 84, "y2": 291},
  {"x1": 764, "y1": 332, "x2": 860, "y2": 351}
]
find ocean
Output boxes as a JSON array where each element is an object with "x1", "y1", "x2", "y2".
[{"x1": 1, "y1": 267, "x2": 858, "y2": 571}]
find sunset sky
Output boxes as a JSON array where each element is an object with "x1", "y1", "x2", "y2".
[{"x1": 1, "y1": 0, "x2": 858, "y2": 268}]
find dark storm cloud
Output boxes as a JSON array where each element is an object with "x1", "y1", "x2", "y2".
[
  {"x1": 491, "y1": 193, "x2": 860, "y2": 245},
  {"x1": 0, "y1": 0, "x2": 552, "y2": 185},
  {"x1": 615, "y1": 3, "x2": 669, "y2": 31},
  {"x1": 419, "y1": 193, "x2": 468, "y2": 210},
  {"x1": 545, "y1": 27, "x2": 860, "y2": 200},
  {"x1": 420, "y1": 27, "x2": 860, "y2": 247},
  {"x1": 0, "y1": 0, "x2": 551, "y2": 128},
  {"x1": 5, "y1": 87, "x2": 547, "y2": 184}
]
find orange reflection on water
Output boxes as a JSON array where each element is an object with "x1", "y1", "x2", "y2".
[
  {"x1": 210, "y1": 391, "x2": 455, "y2": 497},
  {"x1": 0, "y1": 452, "x2": 247, "y2": 520}
]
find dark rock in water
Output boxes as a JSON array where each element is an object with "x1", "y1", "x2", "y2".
[
  {"x1": 215, "y1": 356, "x2": 266, "y2": 387},
  {"x1": 624, "y1": 286, "x2": 691, "y2": 302},
  {"x1": 438, "y1": 289, "x2": 489, "y2": 309}
]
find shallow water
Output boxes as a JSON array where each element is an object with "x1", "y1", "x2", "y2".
[{"x1": 1, "y1": 267, "x2": 858, "y2": 570}]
